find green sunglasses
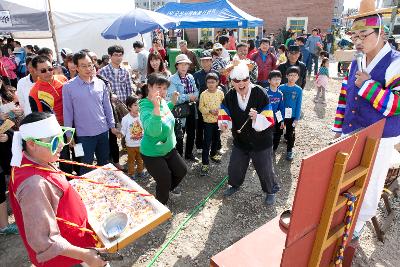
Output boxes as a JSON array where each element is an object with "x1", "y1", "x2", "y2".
[{"x1": 26, "y1": 127, "x2": 75, "y2": 155}]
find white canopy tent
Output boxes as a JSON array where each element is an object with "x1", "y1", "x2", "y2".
[{"x1": 8, "y1": 0, "x2": 151, "y2": 65}]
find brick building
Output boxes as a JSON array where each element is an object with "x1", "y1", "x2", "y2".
[{"x1": 181, "y1": 0, "x2": 336, "y2": 45}]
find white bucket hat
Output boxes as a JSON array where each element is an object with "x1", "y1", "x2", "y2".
[{"x1": 175, "y1": 54, "x2": 192, "y2": 64}]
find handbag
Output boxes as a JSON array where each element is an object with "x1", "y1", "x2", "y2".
[{"x1": 171, "y1": 102, "x2": 191, "y2": 118}]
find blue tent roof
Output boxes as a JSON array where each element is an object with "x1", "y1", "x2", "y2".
[{"x1": 156, "y1": 0, "x2": 263, "y2": 29}]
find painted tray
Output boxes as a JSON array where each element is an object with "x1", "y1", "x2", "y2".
[{"x1": 70, "y1": 164, "x2": 171, "y2": 252}]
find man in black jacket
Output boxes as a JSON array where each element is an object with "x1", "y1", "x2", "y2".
[
  {"x1": 218, "y1": 63, "x2": 279, "y2": 205},
  {"x1": 278, "y1": 45, "x2": 307, "y2": 89}
]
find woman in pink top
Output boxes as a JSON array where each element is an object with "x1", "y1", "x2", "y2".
[
  {"x1": 228, "y1": 31, "x2": 237, "y2": 50},
  {"x1": 0, "y1": 48, "x2": 17, "y2": 87}
]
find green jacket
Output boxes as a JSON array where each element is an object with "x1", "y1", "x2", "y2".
[{"x1": 139, "y1": 98, "x2": 176, "y2": 157}]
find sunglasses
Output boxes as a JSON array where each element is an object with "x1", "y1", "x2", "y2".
[
  {"x1": 232, "y1": 77, "x2": 249, "y2": 83},
  {"x1": 27, "y1": 127, "x2": 75, "y2": 155},
  {"x1": 40, "y1": 67, "x2": 54, "y2": 74}
]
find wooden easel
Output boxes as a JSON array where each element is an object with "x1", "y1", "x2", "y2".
[
  {"x1": 308, "y1": 137, "x2": 379, "y2": 267},
  {"x1": 210, "y1": 120, "x2": 385, "y2": 267}
]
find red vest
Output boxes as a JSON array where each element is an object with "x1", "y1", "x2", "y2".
[
  {"x1": 9, "y1": 155, "x2": 97, "y2": 267},
  {"x1": 251, "y1": 51, "x2": 277, "y2": 82}
]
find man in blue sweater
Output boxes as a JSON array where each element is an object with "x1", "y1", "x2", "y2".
[
  {"x1": 278, "y1": 66, "x2": 303, "y2": 161},
  {"x1": 305, "y1": 28, "x2": 322, "y2": 76}
]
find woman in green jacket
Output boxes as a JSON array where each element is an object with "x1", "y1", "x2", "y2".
[{"x1": 139, "y1": 73, "x2": 187, "y2": 204}]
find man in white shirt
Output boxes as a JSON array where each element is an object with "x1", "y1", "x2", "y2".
[
  {"x1": 17, "y1": 56, "x2": 38, "y2": 115},
  {"x1": 133, "y1": 41, "x2": 149, "y2": 83}
]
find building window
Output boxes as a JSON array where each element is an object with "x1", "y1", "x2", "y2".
[{"x1": 286, "y1": 17, "x2": 308, "y2": 33}]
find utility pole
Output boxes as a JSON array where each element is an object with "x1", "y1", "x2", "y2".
[{"x1": 389, "y1": 0, "x2": 400, "y2": 36}]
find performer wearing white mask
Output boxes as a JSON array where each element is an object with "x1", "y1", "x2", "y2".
[
  {"x1": 9, "y1": 112, "x2": 107, "y2": 267},
  {"x1": 218, "y1": 62, "x2": 279, "y2": 205},
  {"x1": 332, "y1": 0, "x2": 400, "y2": 237}
]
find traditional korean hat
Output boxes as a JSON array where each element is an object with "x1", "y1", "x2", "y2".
[{"x1": 347, "y1": 0, "x2": 395, "y2": 20}]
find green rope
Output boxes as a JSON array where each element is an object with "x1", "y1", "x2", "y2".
[{"x1": 146, "y1": 175, "x2": 229, "y2": 267}]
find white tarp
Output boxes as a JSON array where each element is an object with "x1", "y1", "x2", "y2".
[
  {"x1": 0, "y1": 0, "x2": 49, "y2": 32},
  {"x1": 12, "y1": 0, "x2": 152, "y2": 65}
]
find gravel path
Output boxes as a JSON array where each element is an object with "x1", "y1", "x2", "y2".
[{"x1": 1, "y1": 70, "x2": 399, "y2": 267}]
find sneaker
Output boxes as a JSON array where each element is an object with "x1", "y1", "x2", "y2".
[
  {"x1": 200, "y1": 165, "x2": 209, "y2": 176},
  {"x1": 223, "y1": 186, "x2": 239, "y2": 197},
  {"x1": 265, "y1": 194, "x2": 276, "y2": 205},
  {"x1": 0, "y1": 223, "x2": 19, "y2": 235},
  {"x1": 170, "y1": 187, "x2": 181, "y2": 197},
  {"x1": 185, "y1": 155, "x2": 198, "y2": 162},
  {"x1": 286, "y1": 151, "x2": 294, "y2": 161},
  {"x1": 313, "y1": 98, "x2": 319, "y2": 103},
  {"x1": 321, "y1": 100, "x2": 326, "y2": 104},
  {"x1": 210, "y1": 155, "x2": 221, "y2": 164}
]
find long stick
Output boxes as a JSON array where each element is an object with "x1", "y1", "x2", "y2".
[
  {"x1": 237, "y1": 117, "x2": 250, "y2": 133},
  {"x1": 146, "y1": 175, "x2": 229, "y2": 267}
]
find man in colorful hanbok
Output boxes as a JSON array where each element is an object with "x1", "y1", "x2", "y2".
[{"x1": 332, "y1": 0, "x2": 400, "y2": 236}]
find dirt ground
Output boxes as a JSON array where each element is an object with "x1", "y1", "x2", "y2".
[{"x1": 1, "y1": 64, "x2": 399, "y2": 267}]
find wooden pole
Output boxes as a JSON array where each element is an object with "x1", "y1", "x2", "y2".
[{"x1": 47, "y1": 0, "x2": 60, "y2": 63}]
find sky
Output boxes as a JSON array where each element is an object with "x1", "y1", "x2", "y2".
[{"x1": 344, "y1": 0, "x2": 361, "y2": 10}]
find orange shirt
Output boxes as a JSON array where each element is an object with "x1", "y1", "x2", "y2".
[{"x1": 29, "y1": 75, "x2": 67, "y2": 125}]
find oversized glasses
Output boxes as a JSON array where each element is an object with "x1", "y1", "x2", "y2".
[
  {"x1": 232, "y1": 77, "x2": 249, "y2": 83},
  {"x1": 350, "y1": 31, "x2": 375, "y2": 42},
  {"x1": 40, "y1": 67, "x2": 54, "y2": 74},
  {"x1": 26, "y1": 127, "x2": 75, "y2": 155}
]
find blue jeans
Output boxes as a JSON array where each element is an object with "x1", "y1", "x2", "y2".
[
  {"x1": 202, "y1": 122, "x2": 220, "y2": 165},
  {"x1": 77, "y1": 131, "x2": 110, "y2": 175}
]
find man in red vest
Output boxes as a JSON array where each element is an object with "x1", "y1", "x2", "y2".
[
  {"x1": 251, "y1": 38, "x2": 277, "y2": 88},
  {"x1": 9, "y1": 112, "x2": 107, "y2": 267}
]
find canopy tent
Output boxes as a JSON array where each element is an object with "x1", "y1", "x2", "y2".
[
  {"x1": 5, "y1": 0, "x2": 151, "y2": 64},
  {"x1": 156, "y1": 0, "x2": 263, "y2": 29},
  {"x1": 0, "y1": 0, "x2": 49, "y2": 34}
]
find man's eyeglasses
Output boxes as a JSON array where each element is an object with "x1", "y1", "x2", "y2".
[
  {"x1": 350, "y1": 31, "x2": 375, "y2": 42},
  {"x1": 79, "y1": 64, "x2": 95, "y2": 69},
  {"x1": 232, "y1": 77, "x2": 249, "y2": 83},
  {"x1": 40, "y1": 67, "x2": 54, "y2": 74},
  {"x1": 26, "y1": 127, "x2": 75, "y2": 155}
]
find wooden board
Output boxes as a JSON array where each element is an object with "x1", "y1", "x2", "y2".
[
  {"x1": 70, "y1": 164, "x2": 171, "y2": 252},
  {"x1": 210, "y1": 216, "x2": 287, "y2": 267},
  {"x1": 282, "y1": 120, "x2": 384, "y2": 266}
]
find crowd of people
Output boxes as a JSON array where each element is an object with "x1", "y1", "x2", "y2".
[{"x1": 1, "y1": 4, "x2": 399, "y2": 263}]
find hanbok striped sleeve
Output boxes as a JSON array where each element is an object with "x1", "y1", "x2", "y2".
[
  {"x1": 358, "y1": 58, "x2": 400, "y2": 117},
  {"x1": 332, "y1": 75, "x2": 349, "y2": 133},
  {"x1": 218, "y1": 103, "x2": 232, "y2": 129}
]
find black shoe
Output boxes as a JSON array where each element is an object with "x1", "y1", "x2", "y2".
[
  {"x1": 223, "y1": 186, "x2": 239, "y2": 197},
  {"x1": 185, "y1": 155, "x2": 198, "y2": 162}
]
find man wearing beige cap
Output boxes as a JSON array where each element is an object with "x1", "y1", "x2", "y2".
[
  {"x1": 168, "y1": 54, "x2": 199, "y2": 161},
  {"x1": 179, "y1": 40, "x2": 199, "y2": 74}
]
